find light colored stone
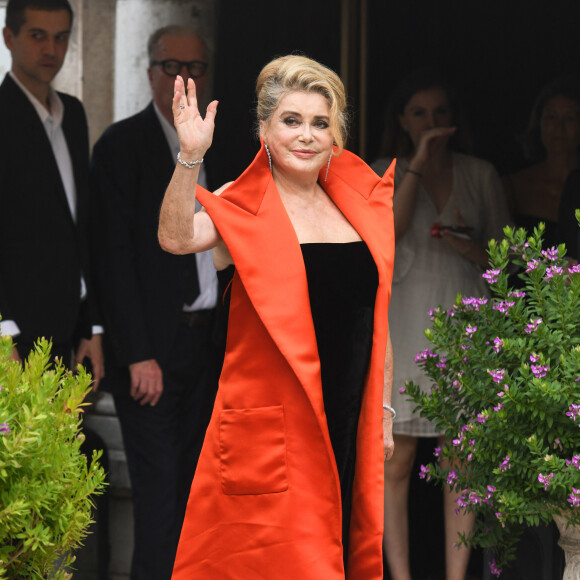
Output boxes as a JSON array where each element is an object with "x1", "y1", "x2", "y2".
[
  {"x1": 113, "y1": 0, "x2": 215, "y2": 122},
  {"x1": 554, "y1": 515, "x2": 580, "y2": 580}
]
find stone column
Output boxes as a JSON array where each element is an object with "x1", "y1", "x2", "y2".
[
  {"x1": 79, "y1": 0, "x2": 116, "y2": 146},
  {"x1": 113, "y1": 0, "x2": 215, "y2": 123}
]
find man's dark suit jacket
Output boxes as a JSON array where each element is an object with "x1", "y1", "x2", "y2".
[
  {"x1": 90, "y1": 102, "x2": 223, "y2": 394},
  {"x1": 0, "y1": 74, "x2": 96, "y2": 345}
]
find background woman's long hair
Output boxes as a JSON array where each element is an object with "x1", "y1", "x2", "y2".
[
  {"x1": 521, "y1": 73, "x2": 580, "y2": 164},
  {"x1": 378, "y1": 68, "x2": 473, "y2": 159}
]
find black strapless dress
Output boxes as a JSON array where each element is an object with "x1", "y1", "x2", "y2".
[{"x1": 300, "y1": 241, "x2": 379, "y2": 562}]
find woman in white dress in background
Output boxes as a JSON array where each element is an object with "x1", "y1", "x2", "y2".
[{"x1": 372, "y1": 69, "x2": 511, "y2": 580}]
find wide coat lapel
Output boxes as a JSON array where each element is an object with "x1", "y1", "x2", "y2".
[
  {"x1": 321, "y1": 150, "x2": 396, "y2": 578},
  {"x1": 197, "y1": 145, "x2": 325, "y2": 416}
]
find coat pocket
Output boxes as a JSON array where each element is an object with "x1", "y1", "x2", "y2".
[{"x1": 219, "y1": 405, "x2": 288, "y2": 495}]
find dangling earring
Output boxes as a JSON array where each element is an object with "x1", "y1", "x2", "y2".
[
  {"x1": 324, "y1": 152, "x2": 332, "y2": 182},
  {"x1": 265, "y1": 143, "x2": 273, "y2": 173}
]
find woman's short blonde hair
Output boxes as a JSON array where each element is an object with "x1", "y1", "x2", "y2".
[{"x1": 256, "y1": 55, "x2": 348, "y2": 154}]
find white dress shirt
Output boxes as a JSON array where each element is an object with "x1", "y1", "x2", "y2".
[
  {"x1": 153, "y1": 102, "x2": 218, "y2": 311},
  {"x1": 0, "y1": 72, "x2": 100, "y2": 337}
]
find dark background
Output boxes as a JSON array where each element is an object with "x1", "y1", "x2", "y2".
[
  {"x1": 211, "y1": 0, "x2": 341, "y2": 182},
  {"x1": 212, "y1": 0, "x2": 580, "y2": 180},
  {"x1": 365, "y1": 0, "x2": 580, "y2": 175}
]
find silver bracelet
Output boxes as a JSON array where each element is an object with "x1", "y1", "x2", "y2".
[
  {"x1": 177, "y1": 152, "x2": 204, "y2": 168},
  {"x1": 382, "y1": 403, "x2": 396, "y2": 419}
]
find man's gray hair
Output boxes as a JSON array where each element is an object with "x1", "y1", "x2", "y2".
[{"x1": 147, "y1": 25, "x2": 209, "y2": 64}]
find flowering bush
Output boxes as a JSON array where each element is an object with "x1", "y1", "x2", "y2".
[
  {"x1": 404, "y1": 222, "x2": 580, "y2": 576},
  {"x1": 0, "y1": 334, "x2": 106, "y2": 579}
]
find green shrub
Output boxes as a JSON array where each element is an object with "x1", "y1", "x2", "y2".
[
  {"x1": 404, "y1": 222, "x2": 580, "y2": 576},
  {"x1": 0, "y1": 334, "x2": 106, "y2": 579}
]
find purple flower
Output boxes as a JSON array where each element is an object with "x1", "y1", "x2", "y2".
[
  {"x1": 541, "y1": 247, "x2": 559, "y2": 261},
  {"x1": 568, "y1": 263, "x2": 580, "y2": 275},
  {"x1": 477, "y1": 412, "x2": 488, "y2": 423},
  {"x1": 465, "y1": 325, "x2": 477, "y2": 336},
  {"x1": 568, "y1": 488, "x2": 580, "y2": 508},
  {"x1": 531, "y1": 364, "x2": 549, "y2": 378},
  {"x1": 461, "y1": 297, "x2": 488, "y2": 311},
  {"x1": 529, "y1": 353, "x2": 540, "y2": 363},
  {"x1": 483, "y1": 268, "x2": 501, "y2": 284},
  {"x1": 545, "y1": 265, "x2": 564, "y2": 279},
  {"x1": 566, "y1": 456, "x2": 580, "y2": 470},
  {"x1": 0, "y1": 422, "x2": 9, "y2": 435},
  {"x1": 492, "y1": 337, "x2": 503, "y2": 353},
  {"x1": 447, "y1": 470, "x2": 458, "y2": 485},
  {"x1": 538, "y1": 472, "x2": 554, "y2": 491},
  {"x1": 468, "y1": 491, "x2": 482, "y2": 505},
  {"x1": 488, "y1": 368, "x2": 506, "y2": 384},
  {"x1": 436, "y1": 357, "x2": 447, "y2": 370},
  {"x1": 419, "y1": 465, "x2": 430, "y2": 480},
  {"x1": 493, "y1": 300, "x2": 515, "y2": 315},
  {"x1": 525, "y1": 318, "x2": 543, "y2": 334},
  {"x1": 493, "y1": 402, "x2": 504, "y2": 412},
  {"x1": 414, "y1": 348, "x2": 437, "y2": 363},
  {"x1": 566, "y1": 404, "x2": 580, "y2": 423},
  {"x1": 499, "y1": 455, "x2": 511, "y2": 471},
  {"x1": 433, "y1": 446, "x2": 442, "y2": 458},
  {"x1": 398, "y1": 386, "x2": 406, "y2": 394},
  {"x1": 525, "y1": 259, "x2": 541, "y2": 273},
  {"x1": 489, "y1": 558, "x2": 502, "y2": 577},
  {"x1": 508, "y1": 290, "x2": 526, "y2": 298},
  {"x1": 482, "y1": 488, "x2": 494, "y2": 504}
]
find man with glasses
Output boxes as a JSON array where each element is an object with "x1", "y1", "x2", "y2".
[{"x1": 90, "y1": 25, "x2": 222, "y2": 580}]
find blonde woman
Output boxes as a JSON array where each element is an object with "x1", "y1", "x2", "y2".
[{"x1": 159, "y1": 55, "x2": 396, "y2": 579}]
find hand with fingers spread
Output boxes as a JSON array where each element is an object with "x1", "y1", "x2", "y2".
[{"x1": 173, "y1": 75, "x2": 218, "y2": 160}]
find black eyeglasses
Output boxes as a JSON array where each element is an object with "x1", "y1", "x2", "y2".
[{"x1": 151, "y1": 59, "x2": 208, "y2": 79}]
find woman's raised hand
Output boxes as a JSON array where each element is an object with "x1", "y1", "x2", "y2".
[
  {"x1": 411, "y1": 126, "x2": 457, "y2": 171},
  {"x1": 172, "y1": 75, "x2": 218, "y2": 158}
]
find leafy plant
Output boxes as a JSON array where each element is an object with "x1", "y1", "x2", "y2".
[
  {"x1": 0, "y1": 334, "x2": 106, "y2": 579},
  {"x1": 404, "y1": 221, "x2": 580, "y2": 576}
]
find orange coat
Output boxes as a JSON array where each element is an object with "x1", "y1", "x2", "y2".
[{"x1": 172, "y1": 144, "x2": 395, "y2": 579}]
